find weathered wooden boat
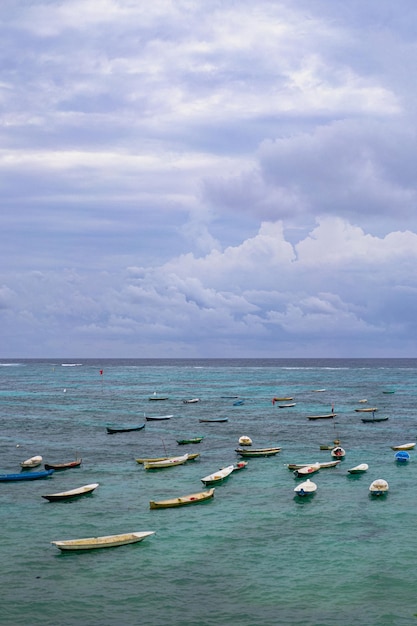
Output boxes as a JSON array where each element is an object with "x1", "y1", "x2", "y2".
[
  {"x1": 382, "y1": 390, "x2": 395, "y2": 394},
  {"x1": 294, "y1": 479, "x2": 317, "y2": 496},
  {"x1": 361, "y1": 416, "x2": 389, "y2": 423},
  {"x1": 51, "y1": 531, "x2": 155, "y2": 551},
  {"x1": 176, "y1": 437, "x2": 204, "y2": 445},
  {"x1": 136, "y1": 453, "x2": 199, "y2": 464},
  {"x1": 149, "y1": 488, "x2": 215, "y2": 509},
  {"x1": 347, "y1": 463, "x2": 368, "y2": 474},
  {"x1": 235, "y1": 447, "x2": 281, "y2": 457},
  {"x1": 199, "y1": 418, "x2": 228, "y2": 423},
  {"x1": 288, "y1": 460, "x2": 340, "y2": 470},
  {"x1": 320, "y1": 444, "x2": 335, "y2": 450},
  {"x1": 238, "y1": 435, "x2": 252, "y2": 446},
  {"x1": 145, "y1": 414, "x2": 173, "y2": 421},
  {"x1": 42, "y1": 482, "x2": 99, "y2": 502},
  {"x1": 149, "y1": 393, "x2": 169, "y2": 401},
  {"x1": 0, "y1": 469, "x2": 54, "y2": 482},
  {"x1": 394, "y1": 451, "x2": 410, "y2": 463},
  {"x1": 391, "y1": 442, "x2": 416, "y2": 451},
  {"x1": 106, "y1": 424, "x2": 145, "y2": 434},
  {"x1": 369, "y1": 479, "x2": 389, "y2": 495},
  {"x1": 278, "y1": 402, "x2": 296, "y2": 408},
  {"x1": 143, "y1": 454, "x2": 189, "y2": 469},
  {"x1": 233, "y1": 461, "x2": 248, "y2": 471},
  {"x1": 20, "y1": 455, "x2": 43, "y2": 469},
  {"x1": 331, "y1": 446, "x2": 346, "y2": 458},
  {"x1": 355, "y1": 407, "x2": 378, "y2": 412},
  {"x1": 272, "y1": 397, "x2": 293, "y2": 404},
  {"x1": 307, "y1": 414, "x2": 336, "y2": 420},
  {"x1": 293, "y1": 462, "x2": 320, "y2": 477},
  {"x1": 44, "y1": 458, "x2": 82, "y2": 471},
  {"x1": 183, "y1": 398, "x2": 200, "y2": 403},
  {"x1": 201, "y1": 465, "x2": 234, "y2": 485}
]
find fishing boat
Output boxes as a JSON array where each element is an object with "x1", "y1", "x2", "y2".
[
  {"x1": 145, "y1": 414, "x2": 173, "y2": 421},
  {"x1": 278, "y1": 402, "x2": 296, "y2": 408},
  {"x1": 395, "y1": 451, "x2": 410, "y2": 463},
  {"x1": 42, "y1": 483, "x2": 99, "y2": 502},
  {"x1": 382, "y1": 390, "x2": 395, "y2": 394},
  {"x1": 183, "y1": 398, "x2": 200, "y2": 404},
  {"x1": 293, "y1": 462, "x2": 320, "y2": 477},
  {"x1": 0, "y1": 469, "x2": 54, "y2": 482},
  {"x1": 233, "y1": 461, "x2": 248, "y2": 471},
  {"x1": 272, "y1": 397, "x2": 293, "y2": 404},
  {"x1": 391, "y1": 442, "x2": 416, "y2": 451},
  {"x1": 312, "y1": 389, "x2": 326, "y2": 392},
  {"x1": 176, "y1": 437, "x2": 204, "y2": 445},
  {"x1": 149, "y1": 488, "x2": 215, "y2": 509},
  {"x1": 294, "y1": 479, "x2": 317, "y2": 496},
  {"x1": 347, "y1": 463, "x2": 368, "y2": 474},
  {"x1": 355, "y1": 407, "x2": 378, "y2": 413},
  {"x1": 233, "y1": 399, "x2": 244, "y2": 406},
  {"x1": 307, "y1": 414, "x2": 336, "y2": 420},
  {"x1": 369, "y1": 479, "x2": 389, "y2": 496},
  {"x1": 288, "y1": 460, "x2": 340, "y2": 470},
  {"x1": 44, "y1": 458, "x2": 82, "y2": 471},
  {"x1": 199, "y1": 418, "x2": 228, "y2": 423},
  {"x1": 361, "y1": 416, "x2": 389, "y2": 423},
  {"x1": 51, "y1": 531, "x2": 155, "y2": 551},
  {"x1": 235, "y1": 447, "x2": 281, "y2": 457},
  {"x1": 144, "y1": 454, "x2": 189, "y2": 469},
  {"x1": 106, "y1": 424, "x2": 145, "y2": 434},
  {"x1": 331, "y1": 446, "x2": 346, "y2": 458},
  {"x1": 238, "y1": 435, "x2": 252, "y2": 446},
  {"x1": 149, "y1": 393, "x2": 169, "y2": 401},
  {"x1": 201, "y1": 465, "x2": 234, "y2": 485},
  {"x1": 20, "y1": 455, "x2": 43, "y2": 469},
  {"x1": 136, "y1": 453, "x2": 199, "y2": 464}
]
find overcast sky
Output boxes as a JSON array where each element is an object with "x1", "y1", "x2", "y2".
[{"x1": 2, "y1": 0, "x2": 417, "y2": 358}]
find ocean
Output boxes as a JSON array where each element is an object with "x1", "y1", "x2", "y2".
[{"x1": 1, "y1": 358, "x2": 416, "y2": 626}]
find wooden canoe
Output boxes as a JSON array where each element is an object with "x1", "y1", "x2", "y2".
[
  {"x1": 144, "y1": 454, "x2": 189, "y2": 469},
  {"x1": 183, "y1": 398, "x2": 200, "y2": 403},
  {"x1": 293, "y1": 463, "x2": 320, "y2": 477},
  {"x1": 42, "y1": 483, "x2": 99, "y2": 502},
  {"x1": 136, "y1": 453, "x2": 199, "y2": 464},
  {"x1": 391, "y1": 442, "x2": 416, "y2": 451},
  {"x1": 44, "y1": 458, "x2": 82, "y2": 470},
  {"x1": 272, "y1": 397, "x2": 293, "y2": 402},
  {"x1": 0, "y1": 469, "x2": 54, "y2": 482},
  {"x1": 199, "y1": 418, "x2": 228, "y2": 423},
  {"x1": 106, "y1": 424, "x2": 145, "y2": 434},
  {"x1": 51, "y1": 531, "x2": 155, "y2": 551},
  {"x1": 149, "y1": 488, "x2": 215, "y2": 509},
  {"x1": 361, "y1": 416, "x2": 388, "y2": 423},
  {"x1": 278, "y1": 403, "x2": 296, "y2": 408},
  {"x1": 21, "y1": 455, "x2": 43, "y2": 469},
  {"x1": 145, "y1": 415, "x2": 173, "y2": 421},
  {"x1": 149, "y1": 394, "x2": 169, "y2": 401},
  {"x1": 235, "y1": 447, "x2": 281, "y2": 457},
  {"x1": 307, "y1": 414, "x2": 336, "y2": 420},
  {"x1": 176, "y1": 437, "x2": 204, "y2": 445},
  {"x1": 201, "y1": 465, "x2": 234, "y2": 485},
  {"x1": 355, "y1": 407, "x2": 378, "y2": 412},
  {"x1": 288, "y1": 460, "x2": 340, "y2": 470}
]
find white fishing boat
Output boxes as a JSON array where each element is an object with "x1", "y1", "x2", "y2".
[
  {"x1": 20, "y1": 455, "x2": 43, "y2": 469},
  {"x1": 294, "y1": 462, "x2": 320, "y2": 477},
  {"x1": 347, "y1": 463, "x2": 368, "y2": 474},
  {"x1": 288, "y1": 460, "x2": 340, "y2": 470},
  {"x1": 143, "y1": 453, "x2": 189, "y2": 469},
  {"x1": 391, "y1": 442, "x2": 416, "y2": 451},
  {"x1": 294, "y1": 479, "x2": 317, "y2": 496},
  {"x1": 369, "y1": 479, "x2": 389, "y2": 496},
  {"x1": 42, "y1": 483, "x2": 99, "y2": 502},
  {"x1": 201, "y1": 465, "x2": 234, "y2": 485},
  {"x1": 331, "y1": 446, "x2": 346, "y2": 458},
  {"x1": 238, "y1": 435, "x2": 252, "y2": 446},
  {"x1": 51, "y1": 531, "x2": 155, "y2": 551}
]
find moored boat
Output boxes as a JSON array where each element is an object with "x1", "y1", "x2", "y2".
[
  {"x1": 238, "y1": 435, "x2": 252, "y2": 446},
  {"x1": 20, "y1": 455, "x2": 43, "y2": 469},
  {"x1": 233, "y1": 461, "x2": 248, "y2": 471},
  {"x1": 294, "y1": 479, "x2": 317, "y2": 496},
  {"x1": 42, "y1": 483, "x2": 99, "y2": 502},
  {"x1": 331, "y1": 446, "x2": 346, "y2": 458},
  {"x1": 278, "y1": 403, "x2": 296, "y2": 408},
  {"x1": 201, "y1": 465, "x2": 234, "y2": 485},
  {"x1": 149, "y1": 488, "x2": 215, "y2": 509},
  {"x1": 347, "y1": 463, "x2": 368, "y2": 474},
  {"x1": 183, "y1": 398, "x2": 200, "y2": 403},
  {"x1": 199, "y1": 418, "x2": 228, "y2": 423},
  {"x1": 51, "y1": 531, "x2": 155, "y2": 551},
  {"x1": 106, "y1": 424, "x2": 145, "y2": 434},
  {"x1": 0, "y1": 469, "x2": 54, "y2": 482},
  {"x1": 233, "y1": 399, "x2": 244, "y2": 406},
  {"x1": 176, "y1": 437, "x2": 204, "y2": 445},
  {"x1": 307, "y1": 414, "x2": 336, "y2": 420},
  {"x1": 136, "y1": 453, "x2": 199, "y2": 464},
  {"x1": 391, "y1": 442, "x2": 416, "y2": 451},
  {"x1": 235, "y1": 447, "x2": 281, "y2": 457},
  {"x1": 293, "y1": 462, "x2": 320, "y2": 477},
  {"x1": 44, "y1": 458, "x2": 82, "y2": 471},
  {"x1": 288, "y1": 460, "x2": 340, "y2": 470},
  {"x1": 144, "y1": 454, "x2": 189, "y2": 469},
  {"x1": 149, "y1": 393, "x2": 169, "y2": 401},
  {"x1": 272, "y1": 397, "x2": 293, "y2": 404},
  {"x1": 361, "y1": 416, "x2": 389, "y2": 423},
  {"x1": 369, "y1": 479, "x2": 389, "y2": 496},
  {"x1": 394, "y1": 451, "x2": 410, "y2": 463},
  {"x1": 145, "y1": 414, "x2": 173, "y2": 421},
  {"x1": 355, "y1": 407, "x2": 378, "y2": 413}
]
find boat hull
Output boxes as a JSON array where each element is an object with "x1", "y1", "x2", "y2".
[
  {"x1": 0, "y1": 469, "x2": 54, "y2": 482},
  {"x1": 106, "y1": 425, "x2": 145, "y2": 434},
  {"x1": 44, "y1": 459, "x2": 82, "y2": 470},
  {"x1": 235, "y1": 447, "x2": 281, "y2": 457},
  {"x1": 42, "y1": 483, "x2": 99, "y2": 502},
  {"x1": 149, "y1": 488, "x2": 215, "y2": 509},
  {"x1": 52, "y1": 531, "x2": 155, "y2": 551}
]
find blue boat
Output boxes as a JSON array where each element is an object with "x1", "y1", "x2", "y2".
[
  {"x1": 233, "y1": 399, "x2": 244, "y2": 406},
  {"x1": 0, "y1": 469, "x2": 54, "y2": 482},
  {"x1": 395, "y1": 451, "x2": 410, "y2": 463}
]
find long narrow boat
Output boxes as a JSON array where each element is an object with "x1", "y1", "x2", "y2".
[
  {"x1": 44, "y1": 458, "x2": 82, "y2": 470},
  {"x1": 176, "y1": 437, "x2": 204, "y2": 445},
  {"x1": 51, "y1": 531, "x2": 155, "y2": 551},
  {"x1": 235, "y1": 447, "x2": 281, "y2": 457},
  {"x1": 199, "y1": 418, "x2": 228, "y2": 423},
  {"x1": 355, "y1": 407, "x2": 378, "y2": 412},
  {"x1": 42, "y1": 483, "x2": 99, "y2": 502},
  {"x1": 201, "y1": 465, "x2": 234, "y2": 485},
  {"x1": 278, "y1": 403, "x2": 296, "y2": 408},
  {"x1": 145, "y1": 415, "x2": 173, "y2": 421},
  {"x1": 272, "y1": 397, "x2": 293, "y2": 403},
  {"x1": 149, "y1": 393, "x2": 169, "y2": 401},
  {"x1": 21, "y1": 455, "x2": 43, "y2": 469},
  {"x1": 361, "y1": 416, "x2": 389, "y2": 423},
  {"x1": 288, "y1": 460, "x2": 340, "y2": 470},
  {"x1": 144, "y1": 454, "x2": 189, "y2": 469},
  {"x1": 150, "y1": 488, "x2": 215, "y2": 509},
  {"x1": 136, "y1": 453, "x2": 199, "y2": 464},
  {"x1": 183, "y1": 398, "x2": 200, "y2": 404},
  {"x1": 0, "y1": 469, "x2": 54, "y2": 482},
  {"x1": 106, "y1": 424, "x2": 145, "y2": 434},
  {"x1": 391, "y1": 442, "x2": 416, "y2": 451},
  {"x1": 347, "y1": 463, "x2": 368, "y2": 474},
  {"x1": 307, "y1": 414, "x2": 337, "y2": 420},
  {"x1": 293, "y1": 463, "x2": 320, "y2": 477}
]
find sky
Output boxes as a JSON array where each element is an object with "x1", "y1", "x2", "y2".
[{"x1": 2, "y1": 0, "x2": 417, "y2": 358}]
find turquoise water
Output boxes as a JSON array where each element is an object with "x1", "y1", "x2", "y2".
[{"x1": 1, "y1": 358, "x2": 417, "y2": 626}]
